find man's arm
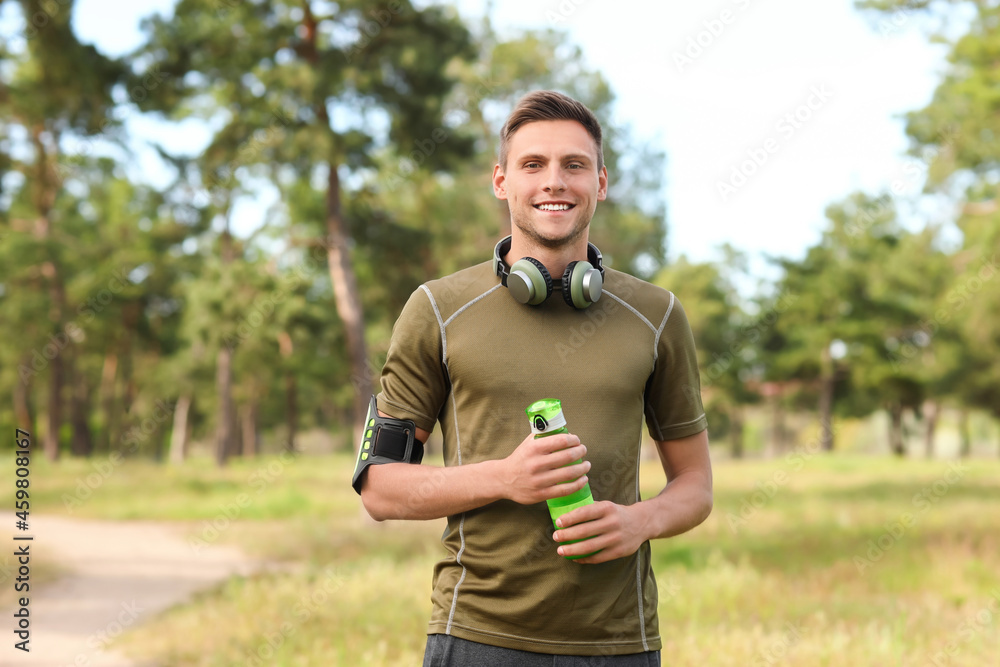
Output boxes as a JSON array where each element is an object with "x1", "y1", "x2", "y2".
[
  {"x1": 551, "y1": 429, "x2": 713, "y2": 563},
  {"x1": 359, "y1": 415, "x2": 592, "y2": 521}
]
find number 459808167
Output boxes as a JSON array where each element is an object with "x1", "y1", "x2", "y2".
[{"x1": 15, "y1": 429, "x2": 30, "y2": 527}]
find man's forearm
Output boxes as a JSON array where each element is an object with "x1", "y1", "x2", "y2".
[
  {"x1": 360, "y1": 459, "x2": 507, "y2": 521},
  {"x1": 631, "y1": 470, "x2": 713, "y2": 542}
]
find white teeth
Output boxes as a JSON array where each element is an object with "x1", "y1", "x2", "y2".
[{"x1": 535, "y1": 204, "x2": 571, "y2": 211}]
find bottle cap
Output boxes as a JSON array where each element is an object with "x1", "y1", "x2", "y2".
[{"x1": 525, "y1": 398, "x2": 566, "y2": 435}]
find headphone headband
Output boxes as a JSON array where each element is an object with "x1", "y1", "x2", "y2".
[{"x1": 492, "y1": 235, "x2": 605, "y2": 286}]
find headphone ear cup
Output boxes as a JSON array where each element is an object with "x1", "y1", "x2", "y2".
[
  {"x1": 562, "y1": 260, "x2": 603, "y2": 309},
  {"x1": 509, "y1": 257, "x2": 552, "y2": 305},
  {"x1": 561, "y1": 261, "x2": 581, "y2": 308}
]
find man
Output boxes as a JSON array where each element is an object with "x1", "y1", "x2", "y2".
[{"x1": 354, "y1": 90, "x2": 712, "y2": 666}]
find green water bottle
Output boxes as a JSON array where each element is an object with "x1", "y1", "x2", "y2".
[{"x1": 525, "y1": 398, "x2": 596, "y2": 560}]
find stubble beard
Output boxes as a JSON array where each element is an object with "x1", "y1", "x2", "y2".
[{"x1": 510, "y1": 208, "x2": 592, "y2": 251}]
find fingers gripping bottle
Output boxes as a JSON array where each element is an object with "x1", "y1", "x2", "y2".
[{"x1": 525, "y1": 398, "x2": 596, "y2": 560}]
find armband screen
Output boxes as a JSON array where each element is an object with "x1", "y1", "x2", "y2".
[{"x1": 351, "y1": 395, "x2": 424, "y2": 494}]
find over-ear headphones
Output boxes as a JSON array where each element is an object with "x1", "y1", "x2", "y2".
[{"x1": 492, "y1": 235, "x2": 605, "y2": 309}]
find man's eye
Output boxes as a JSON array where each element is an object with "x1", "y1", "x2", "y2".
[
  {"x1": 567, "y1": 163, "x2": 584, "y2": 169},
  {"x1": 525, "y1": 162, "x2": 541, "y2": 169}
]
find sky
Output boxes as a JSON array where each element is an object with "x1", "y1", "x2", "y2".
[
  {"x1": 447, "y1": 0, "x2": 956, "y2": 273},
  {"x1": 52, "y1": 0, "x2": 959, "y2": 275}
]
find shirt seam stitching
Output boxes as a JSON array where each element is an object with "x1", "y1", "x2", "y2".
[
  {"x1": 603, "y1": 290, "x2": 656, "y2": 333},
  {"x1": 443, "y1": 285, "x2": 502, "y2": 328},
  {"x1": 421, "y1": 283, "x2": 467, "y2": 635},
  {"x1": 445, "y1": 513, "x2": 467, "y2": 634},
  {"x1": 419, "y1": 284, "x2": 447, "y2": 358},
  {"x1": 652, "y1": 291, "x2": 676, "y2": 366},
  {"x1": 635, "y1": 426, "x2": 649, "y2": 651},
  {"x1": 660, "y1": 414, "x2": 707, "y2": 430}
]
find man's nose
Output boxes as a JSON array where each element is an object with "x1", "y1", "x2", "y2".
[{"x1": 542, "y1": 165, "x2": 566, "y2": 192}]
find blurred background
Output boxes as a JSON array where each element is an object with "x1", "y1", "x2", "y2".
[{"x1": 1, "y1": 0, "x2": 998, "y2": 665}]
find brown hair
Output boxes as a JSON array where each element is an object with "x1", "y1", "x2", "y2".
[{"x1": 498, "y1": 90, "x2": 604, "y2": 170}]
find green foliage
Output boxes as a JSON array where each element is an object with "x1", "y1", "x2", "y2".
[
  {"x1": 653, "y1": 252, "x2": 759, "y2": 449},
  {"x1": 2, "y1": 0, "x2": 999, "y2": 459},
  {"x1": 10, "y1": 0, "x2": 125, "y2": 133},
  {"x1": 857, "y1": 0, "x2": 1000, "y2": 420}
]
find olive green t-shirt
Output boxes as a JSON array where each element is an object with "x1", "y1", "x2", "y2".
[{"x1": 375, "y1": 259, "x2": 707, "y2": 656}]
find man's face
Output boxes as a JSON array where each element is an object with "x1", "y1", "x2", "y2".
[{"x1": 493, "y1": 119, "x2": 608, "y2": 250}]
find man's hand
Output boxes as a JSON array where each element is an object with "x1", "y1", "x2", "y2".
[
  {"x1": 551, "y1": 430, "x2": 713, "y2": 564},
  {"x1": 551, "y1": 501, "x2": 649, "y2": 564},
  {"x1": 499, "y1": 432, "x2": 591, "y2": 505}
]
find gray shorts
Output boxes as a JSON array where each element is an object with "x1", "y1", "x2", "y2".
[{"x1": 422, "y1": 634, "x2": 661, "y2": 667}]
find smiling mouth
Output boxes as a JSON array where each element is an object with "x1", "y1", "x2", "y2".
[{"x1": 533, "y1": 204, "x2": 575, "y2": 211}]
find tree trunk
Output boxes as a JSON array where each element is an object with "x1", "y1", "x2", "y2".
[
  {"x1": 112, "y1": 306, "x2": 138, "y2": 454},
  {"x1": 45, "y1": 353, "x2": 62, "y2": 461},
  {"x1": 818, "y1": 346, "x2": 835, "y2": 452},
  {"x1": 41, "y1": 271, "x2": 68, "y2": 461},
  {"x1": 152, "y1": 424, "x2": 165, "y2": 461},
  {"x1": 99, "y1": 348, "x2": 119, "y2": 452},
  {"x1": 729, "y1": 406, "x2": 744, "y2": 459},
  {"x1": 285, "y1": 372, "x2": 298, "y2": 454},
  {"x1": 241, "y1": 402, "x2": 258, "y2": 457},
  {"x1": 120, "y1": 302, "x2": 140, "y2": 416},
  {"x1": 215, "y1": 343, "x2": 237, "y2": 466},
  {"x1": 13, "y1": 354, "x2": 34, "y2": 435},
  {"x1": 770, "y1": 391, "x2": 786, "y2": 455},
  {"x1": 69, "y1": 354, "x2": 93, "y2": 457},
  {"x1": 215, "y1": 225, "x2": 238, "y2": 466},
  {"x1": 33, "y1": 126, "x2": 64, "y2": 462},
  {"x1": 320, "y1": 397, "x2": 341, "y2": 446},
  {"x1": 923, "y1": 400, "x2": 939, "y2": 459},
  {"x1": 325, "y1": 160, "x2": 369, "y2": 446},
  {"x1": 888, "y1": 402, "x2": 905, "y2": 457},
  {"x1": 277, "y1": 331, "x2": 297, "y2": 454},
  {"x1": 169, "y1": 395, "x2": 192, "y2": 465},
  {"x1": 958, "y1": 408, "x2": 971, "y2": 458},
  {"x1": 301, "y1": 7, "x2": 369, "y2": 446}
]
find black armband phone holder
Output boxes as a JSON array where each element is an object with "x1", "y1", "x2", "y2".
[{"x1": 351, "y1": 395, "x2": 424, "y2": 494}]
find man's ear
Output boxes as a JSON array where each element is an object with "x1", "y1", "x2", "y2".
[
  {"x1": 597, "y1": 165, "x2": 608, "y2": 201},
  {"x1": 492, "y1": 164, "x2": 508, "y2": 200}
]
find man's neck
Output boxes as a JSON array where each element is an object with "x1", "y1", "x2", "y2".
[{"x1": 505, "y1": 235, "x2": 590, "y2": 281}]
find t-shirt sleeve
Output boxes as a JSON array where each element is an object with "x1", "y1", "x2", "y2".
[
  {"x1": 644, "y1": 294, "x2": 708, "y2": 441},
  {"x1": 376, "y1": 286, "x2": 448, "y2": 433}
]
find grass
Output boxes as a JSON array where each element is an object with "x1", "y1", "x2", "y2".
[
  {"x1": 653, "y1": 456, "x2": 1000, "y2": 665},
  {"x1": 5, "y1": 449, "x2": 1000, "y2": 665},
  {"x1": 26, "y1": 452, "x2": 355, "y2": 521}
]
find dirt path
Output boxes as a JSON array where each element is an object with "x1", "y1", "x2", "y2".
[{"x1": 0, "y1": 513, "x2": 266, "y2": 667}]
